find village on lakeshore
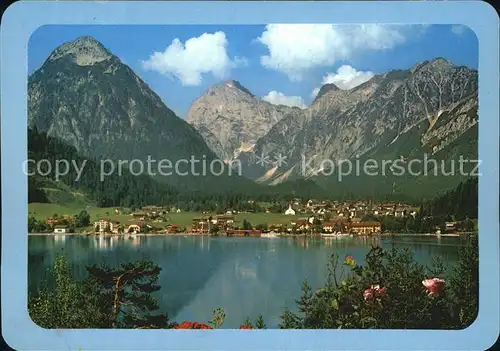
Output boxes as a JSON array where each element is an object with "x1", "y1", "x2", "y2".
[{"x1": 28, "y1": 198, "x2": 474, "y2": 237}]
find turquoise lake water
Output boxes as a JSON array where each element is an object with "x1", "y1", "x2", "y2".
[{"x1": 28, "y1": 234, "x2": 464, "y2": 328}]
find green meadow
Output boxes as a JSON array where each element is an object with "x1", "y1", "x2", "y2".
[{"x1": 28, "y1": 203, "x2": 310, "y2": 229}]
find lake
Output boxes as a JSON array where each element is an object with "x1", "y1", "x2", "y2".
[{"x1": 28, "y1": 234, "x2": 465, "y2": 328}]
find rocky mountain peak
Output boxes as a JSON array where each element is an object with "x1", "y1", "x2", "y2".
[
  {"x1": 48, "y1": 36, "x2": 112, "y2": 66},
  {"x1": 313, "y1": 83, "x2": 341, "y2": 102},
  {"x1": 424, "y1": 57, "x2": 455, "y2": 72},
  {"x1": 226, "y1": 80, "x2": 254, "y2": 96},
  {"x1": 29, "y1": 36, "x2": 244, "y2": 191},
  {"x1": 209, "y1": 80, "x2": 255, "y2": 97},
  {"x1": 411, "y1": 57, "x2": 454, "y2": 75},
  {"x1": 186, "y1": 79, "x2": 301, "y2": 162}
]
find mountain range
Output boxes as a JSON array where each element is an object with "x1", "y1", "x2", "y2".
[
  {"x1": 186, "y1": 80, "x2": 303, "y2": 162},
  {"x1": 28, "y1": 36, "x2": 251, "y2": 193},
  {"x1": 188, "y1": 58, "x2": 478, "y2": 198},
  {"x1": 28, "y1": 36, "x2": 478, "y2": 203}
]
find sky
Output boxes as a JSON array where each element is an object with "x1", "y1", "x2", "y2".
[{"x1": 28, "y1": 24, "x2": 478, "y2": 117}]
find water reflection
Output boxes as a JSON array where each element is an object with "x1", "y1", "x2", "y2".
[
  {"x1": 198, "y1": 235, "x2": 210, "y2": 251},
  {"x1": 126, "y1": 234, "x2": 142, "y2": 247},
  {"x1": 28, "y1": 235, "x2": 463, "y2": 328},
  {"x1": 95, "y1": 235, "x2": 115, "y2": 250},
  {"x1": 54, "y1": 234, "x2": 66, "y2": 242}
]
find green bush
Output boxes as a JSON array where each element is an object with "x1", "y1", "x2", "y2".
[
  {"x1": 280, "y1": 233, "x2": 478, "y2": 329},
  {"x1": 28, "y1": 256, "x2": 109, "y2": 328},
  {"x1": 29, "y1": 257, "x2": 175, "y2": 329}
]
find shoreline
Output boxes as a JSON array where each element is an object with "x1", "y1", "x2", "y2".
[
  {"x1": 28, "y1": 232, "x2": 211, "y2": 236},
  {"x1": 380, "y1": 233, "x2": 466, "y2": 237},
  {"x1": 28, "y1": 232, "x2": 469, "y2": 237}
]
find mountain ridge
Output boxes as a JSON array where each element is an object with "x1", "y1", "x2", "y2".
[
  {"x1": 189, "y1": 57, "x2": 478, "y2": 198},
  {"x1": 28, "y1": 36, "x2": 478, "y2": 200}
]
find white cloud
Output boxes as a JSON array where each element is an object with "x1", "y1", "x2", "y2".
[
  {"x1": 322, "y1": 65, "x2": 375, "y2": 90},
  {"x1": 262, "y1": 91, "x2": 306, "y2": 109},
  {"x1": 142, "y1": 32, "x2": 243, "y2": 86},
  {"x1": 311, "y1": 65, "x2": 375, "y2": 98},
  {"x1": 451, "y1": 25, "x2": 466, "y2": 36},
  {"x1": 257, "y1": 24, "x2": 406, "y2": 80}
]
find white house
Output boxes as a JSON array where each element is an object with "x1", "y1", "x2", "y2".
[
  {"x1": 53, "y1": 225, "x2": 69, "y2": 234},
  {"x1": 285, "y1": 205, "x2": 296, "y2": 216},
  {"x1": 94, "y1": 219, "x2": 120, "y2": 233},
  {"x1": 127, "y1": 224, "x2": 142, "y2": 234}
]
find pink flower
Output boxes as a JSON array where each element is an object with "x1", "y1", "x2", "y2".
[
  {"x1": 363, "y1": 288, "x2": 374, "y2": 301},
  {"x1": 174, "y1": 321, "x2": 213, "y2": 329},
  {"x1": 364, "y1": 285, "x2": 387, "y2": 302},
  {"x1": 372, "y1": 285, "x2": 386, "y2": 297},
  {"x1": 422, "y1": 278, "x2": 445, "y2": 296},
  {"x1": 376, "y1": 287, "x2": 386, "y2": 296}
]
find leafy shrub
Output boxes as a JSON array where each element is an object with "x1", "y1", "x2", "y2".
[
  {"x1": 29, "y1": 258, "x2": 175, "y2": 329},
  {"x1": 280, "y1": 233, "x2": 478, "y2": 329}
]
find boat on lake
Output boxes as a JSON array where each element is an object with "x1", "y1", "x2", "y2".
[{"x1": 261, "y1": 231, "x2": 279, "y2": 238}]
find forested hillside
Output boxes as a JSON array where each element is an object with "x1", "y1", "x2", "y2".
[
  {"x1": 420, "y1": 176, "x2": 478, "y2": 220},
  {"x1": 28, "y1": 127, "x2": 179, "y2": 208},
  {"x1": 28, "y1": 128, "x2": 331, "y2": 210}
]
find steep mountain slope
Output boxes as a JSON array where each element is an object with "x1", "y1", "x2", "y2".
[
  {"x1": 29, "y1": 175, "x2": 92, "y2": 208},
  {"x1": 28, "y1": 36, "x2": 250, "y2": 191},
  {"x1": 312, "y1": 122, "x2": 478, "y2": 200},
  {"x1": 186, "y1": 80, "x2": 302, "y2": 161},
  {"x1": 236, "y1": 58, "x2": 478, "y2": 196}
]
